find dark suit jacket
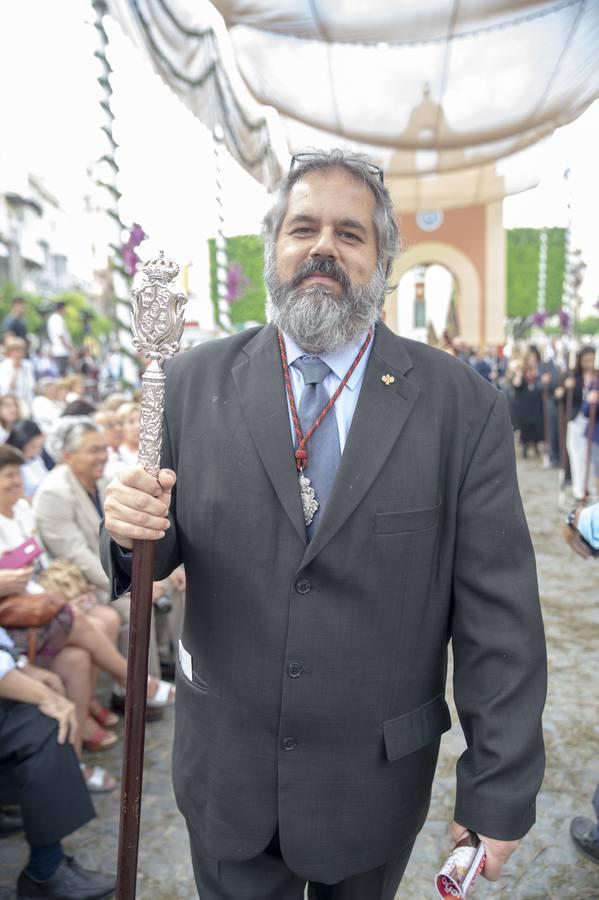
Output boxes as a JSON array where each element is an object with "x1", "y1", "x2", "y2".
[{"x1": 102, "y1": 322, "x2": 546, "y2": 883}]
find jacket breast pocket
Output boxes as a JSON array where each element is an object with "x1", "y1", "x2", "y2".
[
  {"x1": 383, "y1": 693, "x2": 451, "y2": 762},
  {"x1": 175, "y1": 659, "x2": 210, "y2": 694},
  {"x1": 375, "y1": 502, "x2": 441, "y2": 535},
  {"x1": 176, "y1": 641, "x2": 209, "y2": 694}
]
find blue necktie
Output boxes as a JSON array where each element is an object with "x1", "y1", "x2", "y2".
[{"x1": 292, "y1": 356, "x2": 341, "y2": 537}]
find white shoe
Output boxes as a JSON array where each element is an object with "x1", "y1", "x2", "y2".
[{"x1": 146, "y1": 676, "x2": 176, "y2": 708}]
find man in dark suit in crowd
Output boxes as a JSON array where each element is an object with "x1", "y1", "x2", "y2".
[{"x1": 102, "y1": 150, "x2": 546, "y2": 900}]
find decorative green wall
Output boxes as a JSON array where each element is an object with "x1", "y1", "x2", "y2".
[
  {"x1": 209, "y1": 235, "x2": 267, "y2": 326},
  {"x1": 506, "y1": 227, "x2": 566, "y2": 317}
]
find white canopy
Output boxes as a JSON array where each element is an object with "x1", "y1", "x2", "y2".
[{"x1": 108, "y1": 0, "x2": 599, "y2": 208}]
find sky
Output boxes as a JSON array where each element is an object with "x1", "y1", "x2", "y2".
[{"x1": 1, "y1": 0, "x2": 597, "y2": 315}]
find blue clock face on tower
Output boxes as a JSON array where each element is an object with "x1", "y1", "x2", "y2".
[{"x1": 416, "y1": 210, "x2": 444, "y2": 232}]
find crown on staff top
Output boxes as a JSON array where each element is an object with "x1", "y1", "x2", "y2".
[{"x1": 142, "y1": 251, "x2": 179, "y2": 284}]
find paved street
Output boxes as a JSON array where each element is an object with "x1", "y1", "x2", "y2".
[{"x1": 0, "y1": 454, "x2": 597, "y2": 898}]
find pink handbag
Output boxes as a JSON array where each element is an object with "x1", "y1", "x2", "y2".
[{"x1": 0, "y1": 537, "x2": 44, "y2": 569}]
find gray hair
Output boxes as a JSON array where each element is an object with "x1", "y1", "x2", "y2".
[
  {"x1": 47, "y1": 416, "x2": 99, "y2": 463},
  {"x1": 35, "y1": 377, "x2": 57, "y2": 398},
  {"x1": 261, "y1": 149, "x2": 400, "y2": 290}
]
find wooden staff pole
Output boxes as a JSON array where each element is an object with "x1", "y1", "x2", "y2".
[
  {"x1": 116, "y1": 253, "x2": 187, "y2": 900},
  {"x1": 116, "y1": 541, "x2": 155, "y2": 899}
]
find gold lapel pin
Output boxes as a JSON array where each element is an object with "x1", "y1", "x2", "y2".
[{"x1": 381, "y1": 374, "x2": 395, "y2": 385}]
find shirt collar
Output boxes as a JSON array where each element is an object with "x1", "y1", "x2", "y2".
[{"x1": 281, "y1": 330, "x2": 373, "y2": 391}]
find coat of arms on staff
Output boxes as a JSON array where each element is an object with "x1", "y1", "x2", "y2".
[{"x1": 131, "y1": 251, "x2": 187, "y2": 361}]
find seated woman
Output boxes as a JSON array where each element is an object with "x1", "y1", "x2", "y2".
[
  {"x1": 5, "y1": 419, "x2": 53, "y2": 498},
  {"x1": 0, "y1": 337, "x2": 35, "y2": 414},
  {"x1": 31, "y1": 378, "x2": 65, "y2": 435},
  {"x1": 0, "y1": 445, "x2": 174, "y2": 790},
  {"x1": 0, "y1": 555, "x2": 116, "y2": 792},
  {"x1": 0, "y1": 393, "x2": 22, "y2": 443}
]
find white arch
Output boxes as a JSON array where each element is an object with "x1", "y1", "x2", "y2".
[{"x1": 384, "y1": 241, "x2": 481, "y2": 346}]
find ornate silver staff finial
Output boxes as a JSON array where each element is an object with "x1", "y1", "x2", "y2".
[{"x1": 131, "y1": 251, "x2": 188, "y2": 476}]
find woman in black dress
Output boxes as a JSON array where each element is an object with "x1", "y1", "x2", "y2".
[{"x1": 512, "y1": 346, "x2": 544, "y2": 457}]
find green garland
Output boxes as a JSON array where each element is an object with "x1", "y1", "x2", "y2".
[{"x1": 129, "y1": 0, "x2": 280, "y2": 179}]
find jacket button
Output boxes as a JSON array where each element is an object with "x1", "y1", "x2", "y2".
[
  {"x1": 287, "y1": 662, "x2": 303, "y2": 678},
  {"x1": 295, "y1": 579, "x2": 311, "y2": 594},
  {"x1": 281, "y1": 737, "x2": 297, "y2": 751}
]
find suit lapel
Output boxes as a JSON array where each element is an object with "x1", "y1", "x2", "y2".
[
  {"x1": 302, "y1": 323, "x2": 420, "y2": 567},
  {"x1": 97, "y1": 478, "x2": 107, "y2": 509},
  {"x1": 65, "y1": 466, "x2": 102, "y2": 549},
  {"x1": 232, "y1": 325, "x2": 308, "y2": 545}
]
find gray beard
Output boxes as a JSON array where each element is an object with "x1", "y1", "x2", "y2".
[{"x1": 266, "y1": 259, "x2": 385, "y2": 355}]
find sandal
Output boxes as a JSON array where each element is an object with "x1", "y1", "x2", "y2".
[
  {"x1": 82, "y1": 724, "x2": 119, "y2": 753},
  {"x1": 81, "y1": 764, "x2": 117, "y2": 794},
  {"x1": 147, "y1": 677, "x2": 176, "y2": 708},
  {"x1": 89, "y1": 700, "x2": 119, "y2": 729},
  {"x1": 110, "y1": 691, "x2": 164, "y2": 721}
]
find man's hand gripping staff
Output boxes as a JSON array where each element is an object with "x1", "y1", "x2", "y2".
[{"x1": 104, "y1": 466, "x2": 176, "y2": 550}]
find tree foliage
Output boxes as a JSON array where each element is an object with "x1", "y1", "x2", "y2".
[
  {"x1": 0, "y1": 282, "x2": 113, "y2": 346},
  {"x1": 0, "y1": 282, "x2": 44, "y2": 335},
  {"x1": 575, "y1": 315, "x2": 599, "y2": 336},
  {"x1": 52, "y1": 291, "x2": 113, "y2": 344}
]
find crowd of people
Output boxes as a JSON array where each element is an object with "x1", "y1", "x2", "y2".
[
  {"x1": 443, "y1": 338, "x2": 599, "y2": 500},
  {"x1": 0, "y1": 298, "x2": 184, "y2": 898}
]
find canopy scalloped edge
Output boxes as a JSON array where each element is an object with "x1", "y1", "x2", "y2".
[{"x1": 107, "y1": 0, "x2": 290, "y2": 189}]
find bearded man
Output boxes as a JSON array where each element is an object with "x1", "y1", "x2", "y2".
[{"x1": 101, "y1": 150, "x2": 546, "y2": 900}]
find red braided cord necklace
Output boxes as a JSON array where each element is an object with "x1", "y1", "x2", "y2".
[{"x1": 277, "y1": 328, "x2": 373, "y2": 473}]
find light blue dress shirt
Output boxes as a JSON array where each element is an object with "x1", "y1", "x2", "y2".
[
  {"x1": 578, "y1": 503, "x2": 599, "y2": 550},
  {"x1": 282, "y1": 331, "x2": 373, "y2": 453},
  {"x1": 0, "y1": 626, "x2": 16, "y2": 681}
]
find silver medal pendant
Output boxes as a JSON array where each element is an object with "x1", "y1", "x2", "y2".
[{"x1": 298, "y1": 470, "x2": 319, "y2": 527}]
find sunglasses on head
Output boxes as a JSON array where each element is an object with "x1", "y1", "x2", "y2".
[{"x1": 290, "y1": 153, "x2": 384, "y2": 185}]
